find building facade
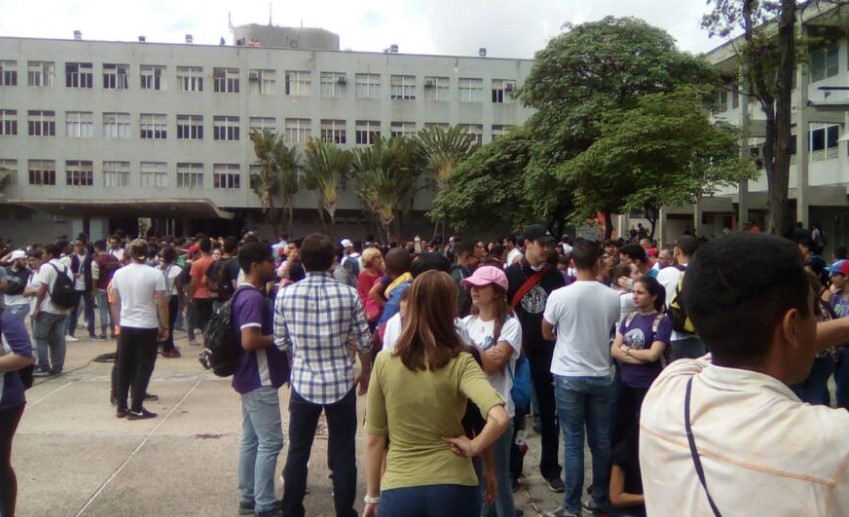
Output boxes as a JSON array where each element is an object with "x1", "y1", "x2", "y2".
[{"x1": 0, "y1": 30, "x2": 534, "y2": 243}]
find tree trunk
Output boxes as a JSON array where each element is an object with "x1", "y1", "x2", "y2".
[
  {"x1": 603, "y1": 210, "x2": 614, "y2": 240},
  {"x1": 645, "y1": 204, "x2": 658, "y2": 241}
]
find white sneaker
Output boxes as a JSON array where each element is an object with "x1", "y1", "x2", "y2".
[{"x1": 65, "y1": 335, "x2": 79, "y2": 342}]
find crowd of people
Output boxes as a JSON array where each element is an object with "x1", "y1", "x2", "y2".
[{"x1": 3, "y1": 223, "x2": 849, "y2": 516}]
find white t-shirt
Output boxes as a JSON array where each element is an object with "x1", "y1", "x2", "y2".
[
  {"x1": 382, "y1": 313, "x2": 471, "y2": 355},
  {"x1": 543, "y1": 280, "x2": 619, "y2": 377},
  {"x1": 505, "y1": 248, "x2": 523, "y2": 269},
  {"x1": 4, "y1": 267, "x2": 30, "y2": 308},
  {"x1": 617, "y1": 291, "x2": 637, "y2": 328},
  {"x1": 462, "y1": 314, "x2": 522, "y2": 417},
  {"x1": 36, "y1": 259, "x2": 73, "y2": 315},
  {"x1": 656, "y1": 264, "x2": 691, "y2": 341},
  {"x1": 111, "y1": 262, "x2": 166, "y2": 329},
  {"x1": 28, "y1": 268, "x2": 41, "y2": 312},
  {"x1": 72, "y1": 253, "x2": 87, "y2": 291},
  {"x1": 161, "y1": 264, "x2": 182, "y2": 296}
]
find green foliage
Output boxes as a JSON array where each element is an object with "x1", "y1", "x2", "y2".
[
  {"x1": 303, "y1": 139, "x2": 353, "y2": 229},
  {"x1": 250, "y1": 130, "x2": 300, "y2": 232},
  {"x1": 417, "y1": 125, "x2": 478, "y2": 191}
]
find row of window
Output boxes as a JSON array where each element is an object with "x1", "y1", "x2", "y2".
[
  {"x1": 0, "y1": 60, "x2": 517, "y2": 102},
  {"x1": 0, "y1": 159, "x2": 245, "y2": 189},
  {"x1": 0, "y1": 110, "x2": 514, "y2": 144}
]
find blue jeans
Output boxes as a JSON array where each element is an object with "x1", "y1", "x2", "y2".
[
  {"x1": 94, "y1": 289, "x2": 112, "y2": 336},
  {"x1": 379, "y1": 484, "x2": 481, "y2": 517},
  {"x1": 6, "y1": 304, "x2": 29, "y2": 322},
  {"x1": 67, "y1": 291, "x2": 95, "y2": 337},
  {"x1": 33, "y1": 312, "x2": 68, "y2": 374},
  {"x1": 239, "y1": 386, "x2": 284, "y2": 514},
  {"x1": 792, "y1": 356, "x2": 834, "y2": 406},
  {"x1": 554, "y1": 375, "x2": 613, "y2": 514},
  {"x1": 670, "y1": 336, "x2": 705, "y2": 360},
  {"x1": 478, "y1": 421, "x2": 515, "y2": 517}
]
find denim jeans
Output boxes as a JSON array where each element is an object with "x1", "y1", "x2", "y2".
[
  {"x1": 554, "y1": 375, "x2": 613, "y2": 514},
  {"x1": 94, "y1": 289, "x2": 112, "y2": 336},
  {"x1": 239, "y1": 386, "x2": 284, "y2": 514},
  {"x1": 792, "y1": 355, "x2": 834, "y2": 406},
  {"x1": 162, "y1": 295, "x2": 179, "y2": 353},
  {"x1": 282, "y1": 387, "x2": 357, "y2": 517},
  {"x1": 670, "y1": 336, "x2": 705, "y2": 360},
  {"x1": 33, "y1": 312, "x2": 68, "y2": 374},
  {"x1": 379, "y1": 484, "x2": 481, "y2": 517},
  {"x1": 6, "y1": 304, "x2": 29, "y2": 323},
  {"x1": 67, "y1": 291, "x2": 95, "y2": 337},
  {"x1": 478, "y1": 421, "x2": 515, "y2": 517},
  {"x1": 833, "y1": 348, "x2": 849, "y2": 410}
]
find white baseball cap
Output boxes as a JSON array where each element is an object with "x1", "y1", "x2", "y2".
[
  {"x1": 340, "y1": 239, "x2": 353, "y2": 248},
  {"x1": 9, "y1": 250, "x2": 27, "y2": 261}
]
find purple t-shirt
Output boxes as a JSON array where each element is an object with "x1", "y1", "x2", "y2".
[
  {"x1": 231, "y1": 286, "x2": 289, "y2": 395},
  {"x1": 618, "y1": 313, "x2": 672, "y2": 388},
  {"x1": 1, "y1": 310, "x2": 33, "y2": 411}
]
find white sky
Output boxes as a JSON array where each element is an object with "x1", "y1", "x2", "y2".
[{"x1": 0, "y1": 0, "x2": 725, "y2": 58}]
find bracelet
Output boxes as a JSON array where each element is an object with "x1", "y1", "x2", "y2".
[{"x1": 364, "y1": 495, "x2": 380, "y2": 505}]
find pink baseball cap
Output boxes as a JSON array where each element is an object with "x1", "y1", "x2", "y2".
[{"x1": 461, "y1": 265, "x2": 508, "y2": 291}]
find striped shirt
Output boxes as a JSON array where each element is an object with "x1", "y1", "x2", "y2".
[{"x1": 274, "y1": 272, "x2": 371, "y2": 404}]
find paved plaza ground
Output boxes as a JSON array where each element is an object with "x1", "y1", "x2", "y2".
[{"x1": 15, "y1": 332, "x2": 589, "y2": 517}]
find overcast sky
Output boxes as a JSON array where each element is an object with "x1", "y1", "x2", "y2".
[{"x1": 0, "y1": 0, "x2": 726, "y2": 58}]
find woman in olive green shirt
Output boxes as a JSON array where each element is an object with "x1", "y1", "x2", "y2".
[{"x1": 364, "y1": 270, "x2": 509, "y2": 517}]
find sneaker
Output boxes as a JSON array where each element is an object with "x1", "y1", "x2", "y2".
[
  {"x1": 254, "y1": 509, "x2": 280, "y2": 517},
  {"x1": 110, "y1": 393, "x2": 117, "y2": 406},
  {"x1": 33, "y1": 370, "x2": 52, "y2": 377},
  {"x1": 544, "y1": 508, "x2": 578, "y2": 517},
  {"x1": 127, "y1": 408, "x2": 157, "y2": 420},
  {"x1": 512, "y1": 478, "x2": 520, "y2": 493},
  {"x1": 545, "y1": 476, "x2": 566, "y2": 493},
  {"x1": 144, "y1": 393, "x2": 159, "y2": 401},
  {"x1": 65, "y1": 335, "x2": 79, "y2": 342},
  {"x1": 161, "y1": 349, "x2": 181, "y2": 358},
  {"x1": 95, "y1": 334, "x2": 108, "y2": 341},
  {"x1": 116, "y1": 408, "x2": 128, "y2": 418},
  {"x1": 581, "y1": 500, "x2": 609, "y2": 515},
  {"x1": 238, "y1": 501, "x2": 255, "y2": 515}
]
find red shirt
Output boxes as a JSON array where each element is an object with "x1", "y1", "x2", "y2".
[
  {"x1": 357, "y1": 270, "x2": 383, "y2": 322},
  {"x1": 190, "y1": 256, "x2": 214, "y2": 299},
  {"x1": 93, "y1": 253, "x2": 119, "y2": 290}
]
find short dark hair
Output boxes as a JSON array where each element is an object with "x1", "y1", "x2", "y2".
[
  {"x1": 238, "y1": 242, "x2": 272, "y2": 274},
  {"x1": 620, "y1": 244, "x2": 647, "y2": 264},
  {"x1": 504, "y1": 235, "x2": 517, "y2": 246},
  {"x1": 93, "y1": 240, "x2": 106, "y2": 252},
  {"x1": 384, "y1": 247, "x2": 412, "y2": 276},
  {"x1": 161, "y1": 246, "x2": 177, "y2": 264},
  {"x1": 223, "y1": 236, "x2": 238, "y2": 254},
  {"x1": 675, "y1": 235, "x2": 699, "y2": 258},
  {"x1": 572, "y1": 240, "x2": 601, "y2": 270},
  {"x1": 411, "y1": 252, "x2": 452, "y2": 277},
  {"x1": 199, "y1": 237, "x2": 212, "y2": 253},
  {"x1": 300, "y1": 234, "x2": 335, "y2": 272},
  {"x1": 683, "y1": 233, "x2": 811, "y2": 364},
  {"x1": 454, "y1": 241, "x2": 476, "y2": 259},
  {"x1": 44, "y1": 243, "x2": 62, "y2": 258}
]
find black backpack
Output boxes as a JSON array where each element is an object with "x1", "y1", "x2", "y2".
[
  {"x1": 5, "y1": 267, "x2": 29, "y2": 296},
  {"x1": 47, "y1": 263, "x2": 81, "y2": 309},
  {"x1": 198, "y1": 286, "x2": 256, "y2": 377}
]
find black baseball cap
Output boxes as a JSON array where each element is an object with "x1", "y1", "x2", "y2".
[{"x1": 524, "y1": 224, "x2": 555, "y2": 244}]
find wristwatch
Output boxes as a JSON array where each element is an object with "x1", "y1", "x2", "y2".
[{"x1": 363, "y1": 495, "x2": 380, "y2": 505}]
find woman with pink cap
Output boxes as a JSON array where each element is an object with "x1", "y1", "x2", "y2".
[{"x1": 461, "y1": 265, "x2": 522, "y2": 517}]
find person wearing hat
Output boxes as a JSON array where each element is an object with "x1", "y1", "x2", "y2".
[
  {"x1": 4, "y1": 250, "x2": 32, "y2": 322},
  {"x1": 335, "y1": 239, "x2": 361, "y2": 288},
  {"x1": 827, "y1": 259, "x2": 849, "y2": 411},
  {"x1": 505, "y1": 224, "x2": 566, "y2": 493}
]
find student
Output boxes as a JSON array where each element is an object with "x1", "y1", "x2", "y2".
[
  {"x1": 656, "y1": 236, "x2": 703, "y2": 360},
  {"x1": 608, "y1": 419, "x2": 645, "y2": 517}
]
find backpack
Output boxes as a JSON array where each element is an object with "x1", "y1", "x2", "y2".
[
  {"x1": 510, "y1": 355, "x2": 532, "y2": 413},
  {"x1": 46, "y1": 263, "x2": 81, "y2": 309},
  {"x1": 206, "y1": 260, "x2": 223, "y2": 300},
  {"x1": 217, "y1": 258, "x2": 236, "y2": 302},
  {"x1": 0, "y1": 309, "x2": 34, "y2": 390},
  {"x1": 198, "y1": 286, "x2": 256, "y2": 377},
  {"x1": 5, "y1": 267, "x2": 29, "y2": 296},
  {"x1": 668, "y1": 265, "x2": 695, "y2": 334}
]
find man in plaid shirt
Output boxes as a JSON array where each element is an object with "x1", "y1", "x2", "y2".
[{"x1": 274, "y1": 234, "x2": 372, "y2": 517}]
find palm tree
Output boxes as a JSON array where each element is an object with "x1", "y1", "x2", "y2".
[
  {"x1": 250, "y1": 129, "x2": 300, "y2": 234},
  {"x1": 303, "y1": 139, "x2": 352, "y2": 233},
  {"x1": 416, "y1": 126, "x2": 477, "y2": 239},
  {"x1": 0, "y1": 167, "x2": 10, "y2": 200}
]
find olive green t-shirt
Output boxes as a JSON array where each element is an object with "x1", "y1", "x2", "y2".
[{"x1": 365, "y1": 350, "x2": 505, "y2": 490}]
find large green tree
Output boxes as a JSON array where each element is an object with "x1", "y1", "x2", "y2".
[
  {"x1": 520, "y1": 16, "x2": 718, "y2": 238},
  {"x1": 303, "y1": 139, "x2": 352, "y2": 234},
  {"x1": 250, "y1": 130, "x2": 300, "y2": 235}
]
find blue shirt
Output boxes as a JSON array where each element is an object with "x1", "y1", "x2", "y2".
[
  {"x1": 378, "y1": 280, "x2": 412, "y2": 326},
  {"x1": 1, "y1": 310, "x2": 33, "y2": 411},
  {"x1": 231, "y1": 285, "x2": 288, "y2": 395}
]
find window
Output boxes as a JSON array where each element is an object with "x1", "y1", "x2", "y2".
[
  {"x1": 320, "y1": 72, "x2": 347, "y2": 98},
  {"x1": 424, "y1": 122, "x2": 450, "y2": 130},
  {"x1": 65, "y1": 111, "x2": 93, "y2": 138},
  {"x1": 491, "y1": 79, "x2": 516, "y2": 103},
  {"x1": 140, "y1": 65, "x2": 165, "y2": 90},
  {"x1": 249, "y1": 117, "x2": 276, "y2": 133},
  {"x1": 248, "y1": 69, "x2": 275, "y2": 95},
  {"x1": 810, "y1": 44, "x2": 839, "y2": 82},
  {"x1": 424, "y1": 76, "x2": 449, "y2": 101},
  {"x1": 390, "y1": 75, "x2": 416, "y2": 100},
  {"x1": 0, "y1": 61, "x2": 17, "y2": 86},
  {"x1": 355, "y1": 73, "x2": 381, "y2": 98},
  {"x1": 103, "y1": 112, "x2": 130, "y2": 139},
  {"x1": 103, "y1": 161, "x2": 130, "y2": 187},
  {"x1": 28, "y1": 159, "x2": 55, "y2": 185},
  {"x1": 177, "y1": 66, "x2": 203, "y2": 92},
  {"x1": 103, "y1": 64, "x2": 129, "y2": 90},
  {"x1": 0, "y1": 110, "x2": 17, "y2": 136},
  {"x1": 390, "y1": 121, "x2": 416, "y2": 138},
  {"x1": 140, "y1": 161, "x2": 168, "y2": 187},
  {"x1": 810, "y1": 124, "x2": 839, "y2": 161},
  {"x1": 285, "y1": 70, "x2": 311, "y2": 96},
  {"x1": 492, "y1": 124, "x2": 515, "y2": 140},
  {"x1": 459, "y1": 78, "x2": 484, "y2": 102},
  {"x1": 140, "y1": 114, "x2": 167, "y2": 139},
  {"x1": 177, "y1": 115, "x2": 204, "y2": 140},
  {"x1": 355, "y1": 120, "x2": 380, "y2": 145},
  {"x1": 713, "y1": 90, "x2": 728, "y2": 113},
  {"x1": 65, "y1": 62, "x2": 93, "y2": 88},
  {"x1": 0, "y1": 159, "x2": 16, "y2": 185},
  {"x1": 285, "y1": 118, "x2": 311, "y2": 144},
  {"x1": 28, "y1": 61, "x2": 54, "y2": 87},
  {"x1": 213, "y1": 164, "x2": 241, "y2": 189},
  {"x1": 320, "y1": 119, "x2": 346, "y2": 144},
  {"x1": 459, "y1": 124, "x2": 483, "y2": 145},
  {"x1": 177, "y1": 162, "x2": 203, "y2": 188},
  {"x1": 213, "y1": 67, "x2": 240, "y2": 93},
  {"x1": 213, "y1": 116, "x2": 240, "y2": 141},
  {"x1": 28, "y1": 110, "x2": 55, "y2": 136},
  {"x1": 65, "y1": 160, "x2": 93, "y2": 186}
]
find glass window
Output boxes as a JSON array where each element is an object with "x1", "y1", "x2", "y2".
[
  {"x1": 65, "y1": 111, "x2": 93, "y2": 138},
  {"x1": 65, "y1": 160, "x2": 94, "y2": 186},
  {"x1": 390, "y1": 75, "x2": 416, "y2": 100},
  {"x1": 248, "y1": 69, "x2": 275, "y2": 95},
  {"x1": 811, "y1": 44, "x2": 839, "y2": 82},
  {"x1": 249, "y1": 117, "x2": 276, "y2": 133},
  {"x1": 0, "y1": 110, "x2": 17, "y2": 136},
  {"x1": 285, "y1": 118, "x2": 311, "y2": 144},
  {"x1": 491, "y1": 79, "x2": 516, "y2": 103},
  {"x1": 140, "y1": 65, "x2": 165, "y2": 90},
  {"x1": 177, "y1": 115, "x2": 204, "y2": 140},
  {"x1": 177, "y1": 162, "x2": 204, "y2": 188},
  {"x1": 213, "y1": 67, "x2": 240, "y2": 93},
  {"x1": 355, "y1": 73, "x2": 380, "y2": 98},
  {"x1": 28, "y1": 159, "x2": 56, "y2": 185},
  {"x1": 424, "y1": 76, "x2": 449, "y2": 101},
  {"x1": 213, "y1": 116, "x2": 240, "y2": 141},
  {"x1": 27, "y1": 61, "x2": 54, "y2": 87},
  {"x1": 458, "y1": 78, "x2": 484, "y2": 102},
  {"x1": 458, "y1": 124, "x2": 483, "y2": 145},
  {"x1": 320, "y1": 72, "x2": 347, "y2": 98},
  {"x1": 177, "y1": 66, "x2": 204, "y2": 92},
  {"x1": 492, "y1": 124, "x2": 515, "y2": 140},
  {"x1": 810, "y1": 124, "x2": 840, "y2": 161},
  {"x1": 0, "y1": 60, "x2": 17, "y2": 86},
  {"x1": 320, "y1": 119, "x2": 346, "y2": 144},
  {"x1": 103, "y1": 161, "x2": 130, "y2": 187},
  {"x1": 27, "y1": 110, "x2": 55, "y2": 136},
  {"x1": 102, "y1": 63, "x2": 129, "y2": 90},
  {"x1": 103, "y1": 112, "x2": 130, "y2": 139},
  {"x1": 0, "y1": 159, "x2": 17, "y2": 184},
  {"x1": 65, "y1": 62, "x2": 93, "y2": 88},
  {"x1": 213, "y1": 164, "x2": 241, "y2": 189},
  {"x1": 140, "y1": 161, "x2": 168, "y2": 187},
  {"x1": 355, "y1": 120, "x2": 380, "y2": 145},
  {"x1": 140, "y1": 114, "x2": 167, "y2": 140},
  {"x1": 390, "y1": 121, "x2": 416, "y2": 138},
  {"x1": 285, "y1": 70, "x2": 311, "y2": 96}
]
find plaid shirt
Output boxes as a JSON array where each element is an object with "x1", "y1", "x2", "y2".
[{"x1": 274, "y1": 272, "x2": 371, "y2": 404}]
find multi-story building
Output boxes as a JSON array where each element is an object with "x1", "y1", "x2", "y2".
[{"x1": 0, "y1": 25, "x2": 534, "y2": 243}]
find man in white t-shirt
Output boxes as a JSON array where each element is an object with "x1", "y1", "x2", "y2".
[
  {"x1": 110, "y1": 239, "x2": 168, "y2": 420},
  {"x1": 655, "y1": 235, "x2": 703, "y2": 359},
  {"x1": 542, "y1": 240, "x2": 619, "y2": 517},
  {"x1": 503, "y1": 235, "x2": 523, "y2": 270},
  {"x1": 32, "y1": 243, "x2": 74, "y2": 376},
  {"x1": 640, "y1": 232, "x2": 849, "y2": 516}
]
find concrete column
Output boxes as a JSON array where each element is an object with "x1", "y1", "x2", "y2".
[
  {"x1": 738, "y1": 73, "x2": 750, "y2": 228},
  {"x1": 796, "y1": 31, "x2": 811, "y2": 228},
  {"x1": 694, "y1": 198, "x2": 703, "y2": 237},
  {"x1": 658, "y1": 206, "x2": 667, "y2": 248}
]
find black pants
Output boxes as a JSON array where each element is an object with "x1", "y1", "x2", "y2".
[
  {"x1": 282, "y1": 387, "x2": 358, "y2": 517},
  {"x1": 611, "y1": 383, "x2": 649, "y2": 448},
  {"x1": 192, "y1": 299, "x2": 213, "y2": 332},
  {"x1": 0, "y1": 404, "x2": 25, "y2": 517},
  {"x1": 528, "y1": 351, "x2": 562, "y2": 480},
  {"x1": 162, "y1": 296, "x2": 179, "y2": 353},
  {"x1": 116, "y1": 327, "x2": 158, "y2": 412}
]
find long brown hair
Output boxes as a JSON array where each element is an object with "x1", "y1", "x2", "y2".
[
  {"x1": 394, "y1": 270, "x2": 467, "y2": 371},
  {"x1": 470, "y1": 284, "x2": 512, "y2": 344}
]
